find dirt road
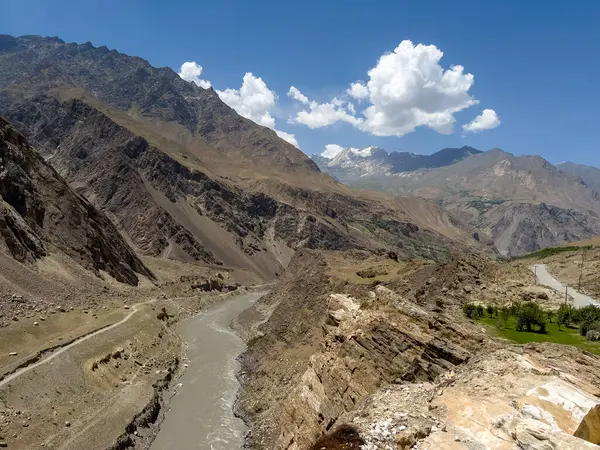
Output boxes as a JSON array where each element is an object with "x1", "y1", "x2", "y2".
[
  {"x1": 0, "y1": 299, "x2": 155, "y2": 390},
  {"x1": 531, "y1": 264, "x2": 599, "y2": 308}
]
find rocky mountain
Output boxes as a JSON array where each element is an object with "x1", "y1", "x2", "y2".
[
  {"x1": 0, "y1": 116, "x2": 152, "y2": 285},
  {"x1": 314, "y1": 145, "x2": 481, "y2": 181},
  {"x1": 558, "y1": 161, "x2": 600, "y2": 192},
  {"x1": 340, "y1": 149, "x2": 600, "y2": 256},
  {"x1": 0, "y1": 35, "x2": 484, "y2": 281}
]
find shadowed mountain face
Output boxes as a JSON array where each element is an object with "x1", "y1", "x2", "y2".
[
  {"x1": 0, "y1": 116, "x2": 152, "y2": 285},
  {"x1": 0, "y1": 35, "x2": 484, "y2": 280},
  {"x1": 319, "y1": 147, "x2": 600, "y2": 256}
]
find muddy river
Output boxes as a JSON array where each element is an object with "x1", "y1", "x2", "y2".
[{"x1": 150, "y1": 292, "x2": 264, "y2": 450}]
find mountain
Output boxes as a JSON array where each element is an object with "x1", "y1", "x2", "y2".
[
  {"x1": 345, "y1": 149, "x2": 600, "y2": 256},
  {"x1": 0, "y1": 35, "x2": 485, "y2": 280},
  {"x1": 314, "y1": 145, "x2": 482, "y2": 181},
  {"x1": 0, "y1": 116, "x2": 152, "y2": 285},
  {"x1": 558, "y1": 162, "x2": 600, "y2": 192}
]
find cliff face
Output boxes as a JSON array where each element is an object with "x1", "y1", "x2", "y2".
[{"x1": 0, "y1": 116, "x2": 152, "y2": 285}]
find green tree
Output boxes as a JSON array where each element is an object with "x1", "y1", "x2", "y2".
[
  {"x1": 575, "y1": 305, "x2": 600, "y2": 336},
  {"x1": 557, "y1": 304, "x2": 573, "y2": 331},
  {"x1": 515, "y1": 302, "x2": 547, "y2": 333},
  {"x1": 501, "y1": 307, "x2": 510, "y2": 328}
]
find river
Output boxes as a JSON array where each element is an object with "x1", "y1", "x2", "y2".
[{"x1": 150, "y1": 291, "x2": 264, "y2": 450}]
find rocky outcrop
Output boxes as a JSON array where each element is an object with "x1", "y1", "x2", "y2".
[
  {"x1": 237, "y1": 251, "x2": 484, "y2": 449},
  {"x1": 238, "y1": 250, "x2": 600, "y2": 450},
  {"x1": 0, "y1": 116, "x2": 152, "y2": 285}
]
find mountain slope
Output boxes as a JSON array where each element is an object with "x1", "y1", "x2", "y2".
[
  {"x1": 346, "y1": 149, "x2": 600, "y2": 256},
  {"x1": 0, "y1": 34, "x2": 319, "y2": 178},
  {"x1": 0, "y1": 116, "x2": 152, "y2": 285},
  {"x1": 0, "y1": 35, "x2": 486, "y2": 280},
  {"x1": 558, "y1": 162, "x2": 600, "y2": 192}
]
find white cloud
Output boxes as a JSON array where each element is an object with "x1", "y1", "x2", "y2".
[
  {"x1": 217, "y1": 73, "x2": 276, "y2": 129},
  {"x1": 178, "y1": 62, "x2": 211, "y2": 89},
  {"x1": 347, "y1": 102, "x2": 356, "y2": 114},
  {"x1": 288, "y1": 86, "x2": 309, "y2": 104},
  {"x1": 361, "y1": 40, "x2": 477, "y2": 136},
  {"x1": 322, "y1": 144, "x2": 345, "y2": 158},
  {"x1": 347, "y1": 82, "x2": 369, "y2": 99},
  {"x1": 462, "y1": 109, "x2": 501, "y2": 132},
  {"x1": 214, "y1": 73, "x2": 299, "y2": 148},
  {"x1": 288, "y1": 86, "x2": 362, "y2": 128},
  {"x1": 289, "y1": 40, "x2": 483, "y2": 138},
  {"x1": 275, "y1": 130, "x2": 299, "y2": 148}
]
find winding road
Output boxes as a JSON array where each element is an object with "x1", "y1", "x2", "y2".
[
  {"x1": 0, "y1": 299, "x2": 157, "y2": 389},
  {"x1": 531, "y1": 264, "x2": 599, "y2": 308}
]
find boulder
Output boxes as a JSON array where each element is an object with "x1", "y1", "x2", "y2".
[{"x1": 575, "y1": 404, "x2": 600, "y2": 444}]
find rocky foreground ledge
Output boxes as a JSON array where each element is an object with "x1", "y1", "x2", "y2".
[{"x1": 236, "y1": 249, "x2": 600, "y2": 450}]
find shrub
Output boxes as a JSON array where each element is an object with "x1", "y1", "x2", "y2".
[{"x1": 310, "y1": 424, "x2": 364, "y2": 450}]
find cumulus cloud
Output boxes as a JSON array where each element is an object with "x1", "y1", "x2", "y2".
[
  {"x1": 289, "y1": 40, "x2": 488, "y2": 137},
  {"x1": 288, "y1": 86, "x2": 309, "y2": 104},
  {"x1": 275, "y1": 130, "x2": 299, "y2": 147},
  {"x1": 462, "y1": 109, "x2": 501, "y2": 132},
  {"x1": 178, "y1": 62, "x2": 212, "y2": 89},
  {"x1": 213, "y1": 73, "x2": 299, "y2": 147},
  {"x1": 347, "y1": 82, "x2": 369, "y2": 99},
  {"x1": 321, "y1": 144, "x2": 345, "y2": 158},
  {"x1": 217, "y1": 73, "x2": 277, "y2": 129},
  {"x1": 288, "y1": 87, "x2": 362, "y2": 128}
]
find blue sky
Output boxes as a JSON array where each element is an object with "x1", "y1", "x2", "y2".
[{"x1": 2, "y1": 0, "x2": 599, "y2": 165}]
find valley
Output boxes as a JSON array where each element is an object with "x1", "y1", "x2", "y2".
[{"x1": 0, "y1": 30, "x2": 600, "y2": 450}]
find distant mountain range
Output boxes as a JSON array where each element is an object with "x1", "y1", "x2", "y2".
[
  {"x1": 313, "y1": 145, "x2": 481, "y2": 180},
  {"x1": 315, "y1": 145, "x2": 600, "y2": 256}
]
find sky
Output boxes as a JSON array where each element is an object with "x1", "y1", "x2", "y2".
[{"x1": 2, "y1": 0, "x2": 600, "y2": 165}]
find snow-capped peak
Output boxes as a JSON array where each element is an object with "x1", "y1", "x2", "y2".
[{"x1": 321, "y1": 144, "x2": 376, "y2": 159}]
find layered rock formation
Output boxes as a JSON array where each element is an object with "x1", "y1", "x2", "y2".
[
  {"x1": 237, "y1": 250, "x2": 600, "y2": 450},
  {"x1": 0, "y1": 116, "x2": 152, "y2": 285}
]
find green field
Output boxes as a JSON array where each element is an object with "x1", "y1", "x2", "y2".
[
  {"x1": 513, "y1": 245, "x2": 591, "y2": 260},
  {"x1": 477, "y1": 316, "x2": 600, "y2": 355}
]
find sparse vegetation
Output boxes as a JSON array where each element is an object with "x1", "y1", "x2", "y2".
[{"x1": 467, "y1": 199, "x2": 505, "y2": 214}]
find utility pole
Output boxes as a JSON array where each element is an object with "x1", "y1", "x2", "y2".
[
  {"x1": 579, "y1": 249, "x2": 587, "y2": 290},
  {"x1": 565, "y1": 286, "x2": 568, "y2": 305},
  {"x1": 534, "y1": 265, "x2": 537, "y2": 285}
]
